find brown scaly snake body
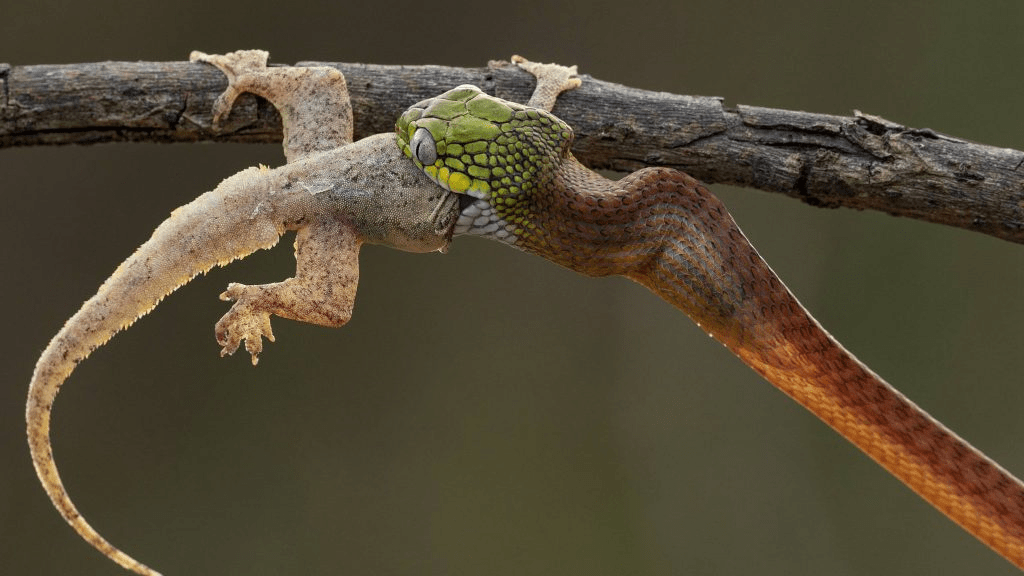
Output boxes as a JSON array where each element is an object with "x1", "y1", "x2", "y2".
[{"x1": 396, "y1": 59, "x2": 1024, "y2": 568}]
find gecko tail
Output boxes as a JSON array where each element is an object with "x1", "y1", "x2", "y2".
[{"x1": 26, "y1": 166, "x2": 287, "y2": 575}]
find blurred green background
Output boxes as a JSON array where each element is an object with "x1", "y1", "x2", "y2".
[{"x1": 3, "y1": 1, "x2": 1023, "y2": 574}]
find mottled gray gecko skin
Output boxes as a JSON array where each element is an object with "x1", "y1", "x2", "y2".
[{"x1": 26, "y1": 50, "x2": 459, "y2": 576}]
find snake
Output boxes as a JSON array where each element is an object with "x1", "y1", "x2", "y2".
[{"x1": 396, "y1": 82, "x2": 1024, "y2": 568}]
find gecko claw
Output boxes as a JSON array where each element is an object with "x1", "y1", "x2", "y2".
[{"x1": 215, "y1": 282, "x2": 275, "y2": 365}]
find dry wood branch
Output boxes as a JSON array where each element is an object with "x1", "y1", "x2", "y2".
[{"x1": 3, "y1": 59, "x2": 1023, "y2": 243}]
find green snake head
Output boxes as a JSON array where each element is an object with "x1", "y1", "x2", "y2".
[{"x1": 396, "y1": 85, "x2": 573, "y2": 244}]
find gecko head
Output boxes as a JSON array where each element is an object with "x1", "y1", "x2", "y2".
[{"x1": 396, "y1": 85, "x2": 573, "y2": 244}]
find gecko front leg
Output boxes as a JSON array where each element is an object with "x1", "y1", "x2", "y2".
[{"x1": 509, "y1": 54, "x2": 581, "y2": 111}]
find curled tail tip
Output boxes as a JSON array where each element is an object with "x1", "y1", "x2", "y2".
[
  {"x1": 75, "y1": 507, "x2": 164, "y2": 576},
  {"x1": 121, "y1": 557, "x2": 163, "y2": 576},
  {"x1": 82, "y1": 516, "x2": 164, "y2": 576},
  {"x1": 99, "y1": 545, "x2": 163, "y2": 576}
]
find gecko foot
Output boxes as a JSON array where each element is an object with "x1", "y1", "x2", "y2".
[
  {"x1": 190, "y1": 49, "x2": 272, "y2": 125},
  {"x1": 511, "y1": 55, "x2": 581, "y2": 111},
  {"x1": 215, "y1": 282, "x2": 276, "y2": 365}
]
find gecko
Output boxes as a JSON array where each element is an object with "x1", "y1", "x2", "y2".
[{"x1": 26, "y1": 49, "x2": 467, "y2": 576}]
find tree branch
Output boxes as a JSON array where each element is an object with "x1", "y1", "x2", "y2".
[{"x1": 3, "y1": 59, "x2": 1023, "y2": 243}]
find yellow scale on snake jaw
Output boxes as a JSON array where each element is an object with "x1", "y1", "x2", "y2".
[{"x1": 396, "y1": 85, "x2": 573, "y2": 244}]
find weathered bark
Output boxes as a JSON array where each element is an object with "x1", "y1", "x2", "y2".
[{"x1": 2, "y1": 59, "x2": 1023, "y2": 243}]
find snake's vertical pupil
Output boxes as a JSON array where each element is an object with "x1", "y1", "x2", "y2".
[{"x1": 411, "y1": 127, "x2": 437, "y2": 166}]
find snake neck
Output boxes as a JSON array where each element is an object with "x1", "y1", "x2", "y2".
[{"x1": 458, "y1": 158, "x2": 773, "y2": 341}]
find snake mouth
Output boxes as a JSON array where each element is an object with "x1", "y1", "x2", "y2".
[
  {"x1": 452, "y1": 194, "x2": 516, "y2": 243},
  {"x1": 458, "y1": 193, "x2": 477, "y2": 212}
]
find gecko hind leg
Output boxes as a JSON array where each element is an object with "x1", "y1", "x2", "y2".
[
  {"x1": 190, "y1": 50, "x2": 354, "y2": 162},
  {"x1": 215, "y1": 217, "x2": 362, "y2": 365}
]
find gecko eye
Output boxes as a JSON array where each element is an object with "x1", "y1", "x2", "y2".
[{"x1": 411, "y1": 127, "x2": 438, "y2": 166}]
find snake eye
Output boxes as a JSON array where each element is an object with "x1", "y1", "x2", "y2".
[{"x1": 411, "y1": 127, "x2": 437, "y2": 166}]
